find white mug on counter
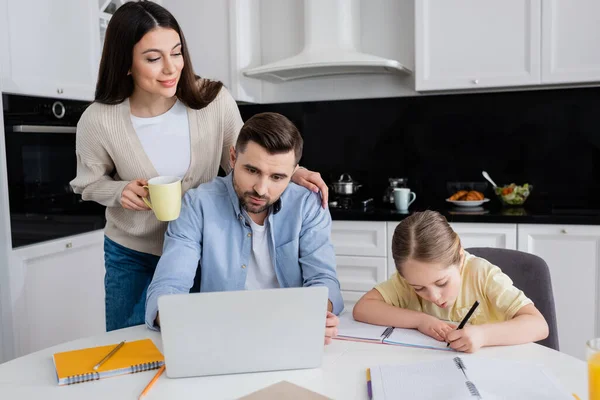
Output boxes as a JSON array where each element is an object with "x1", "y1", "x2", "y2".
[{"x1": 393, "y1": 188, "x2": 416, "y2": 211}]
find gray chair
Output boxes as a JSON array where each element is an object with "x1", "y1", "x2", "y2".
[{"x1": 466, "y1": 247, "x2": 559, "y2": 351}]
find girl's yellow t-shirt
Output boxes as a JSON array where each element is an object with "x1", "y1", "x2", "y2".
[{"x1": 374, "y1": 251, "x2": 533, "y2": 325}]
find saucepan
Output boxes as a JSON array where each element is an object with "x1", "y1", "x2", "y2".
[{"x1": 331, "y1": 173, "x2": 362, "y2": 195}]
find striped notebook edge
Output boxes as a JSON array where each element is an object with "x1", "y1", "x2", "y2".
[{"x1": 56, "y1": 360, "x2": 165, "y2": 386}]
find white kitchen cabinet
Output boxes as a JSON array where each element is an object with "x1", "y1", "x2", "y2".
[
  {"x1": 161, "y1": 0, "x2": 233, "y2": 91},
  {"x1": 415, "y1": 0, "x2": 541, "y2": 91},
  {"x1": 450, "y1": 223, "x2": 518, "y2": 251},
  {"x1": 331, "y1": 221, "x2": 387, "y2": 309},
  {"x1": 162, "y1": 0, "x2": 261, "y2": 102},
  {"x1": 331, "y1": 221, "x2": 387, "y2": 257},
  {"x1": 335, "y1": 256, "x2": 387, "y2": 293},
  {"x1": 386, "y1": 222, "x2": 517, "y2": 278},
  {"x1": 2, "y1": 0, "x2": 100, "y2": 100},
  {"x1": 0, "y1": 96, "x2": 11, "y2": 364},
  {"x1": 518, "y1": 224, "x2": 600, "y2": 360},
  {"x1": 0, "y1": 0, "x2": 9, "y2": 90},
  {"x1": 8, "y1": 230, "x2": 105, "y2": 358},
  {"x1": 342, "y1": 290, "x2": 365, "y2": 312},
  {"x1": 541, "y1": 0, "x2": 600, "y2": 84}
]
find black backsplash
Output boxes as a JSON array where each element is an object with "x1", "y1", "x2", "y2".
[{"x1": 239, "y1": 86, "x2": 600, "y2": 211}]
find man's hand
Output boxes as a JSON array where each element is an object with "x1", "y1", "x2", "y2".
[
  {"x1": 417, "y1": 314, "x2": 456, "y2": 342},
  {"x1": 324, "y1": 311, "x2": 339, "y2": 345},
  {"x1": 446, "y1": 325, "x2": 485, "y2": 353}
]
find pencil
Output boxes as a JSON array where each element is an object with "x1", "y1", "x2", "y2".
[
  {"x1": 93, "y1": 340, "x2": 126, "y2": 370},
  {"x1": 138, "y1": 365, "x2": 165, "y2": 399},
  {"x1": 447, "y1": 300, "x2": 480, "y2": 347},
  {"x1": 366, "y1": 368, "x2": 372, "y2": 399}
]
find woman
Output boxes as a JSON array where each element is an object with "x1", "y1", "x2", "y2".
[{"x1": 70, "y1": 1, "x2": 328, "y2": 332}]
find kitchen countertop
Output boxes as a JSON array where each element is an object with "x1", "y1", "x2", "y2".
[{"x1": 329, "y1": 204, "x2": 600, "y2": 225}]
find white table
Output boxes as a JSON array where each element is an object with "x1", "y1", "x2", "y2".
[{"x1": 0, "y1": 325, "x2": 588, "y2": 399}]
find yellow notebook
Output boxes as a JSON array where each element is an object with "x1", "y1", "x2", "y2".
[{"x1": 53, "y1": 339, "x2": 164, "y2": 385}]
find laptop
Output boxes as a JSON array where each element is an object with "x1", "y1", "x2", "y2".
[{"x1": 157, "y1": 286, "x2": 329, "y2": 378}]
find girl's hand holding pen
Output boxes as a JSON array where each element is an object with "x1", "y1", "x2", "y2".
[
  {"x1": 446, "y1": 325, "x2": 485, "y2": 353},
  {"x1": 417, "y1": 314, "x2": 456, "y2": 342}
]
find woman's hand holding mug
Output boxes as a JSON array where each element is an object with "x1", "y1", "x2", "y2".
[
  {"x1": 121, "y1": 179, "x2": 151, "y2": 211},
  {"x1": 141, "y1": 176, "x2": 182, "y2": 221}
]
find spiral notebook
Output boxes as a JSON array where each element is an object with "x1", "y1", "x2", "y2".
[
  {"x1": 336, "y1": 312, "x2": 451, "y2": 351},
  {"x1": 368, "y1": 356, "x2": 573, "y2": 399},
  {"x1": 53, "y1": 338, "x2": 164, "y2": 385}
]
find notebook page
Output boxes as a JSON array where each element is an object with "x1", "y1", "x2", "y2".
[
  {"x1": 462, "y1": 356, "x2": 573, "y2": 400},
  {"x1": 384, "y1": 327, "x2": 452, "y2": 350},
  {"x1": 369, "y1": 359, "x2": 470, "y2": 400},
  {"x1": 336, "y1": 313, "x2": 387, "y2": 342}
]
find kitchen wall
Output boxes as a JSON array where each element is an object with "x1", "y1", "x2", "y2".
[{"x1": 239, "y1": 85, "x2": 600, "y2": 211}]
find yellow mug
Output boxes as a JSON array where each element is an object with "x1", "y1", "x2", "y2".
[
  {"x1": 589, "y1": 338, "x2": 600, "y2": 400},
  {"x1": 142, "y1": 176, "x2": 182, "y2": 221}
]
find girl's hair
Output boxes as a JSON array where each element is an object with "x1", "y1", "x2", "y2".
[
  {"x1": 95, "y1": 0, "x2": 222, "y2": 109},
  {"x1": 391, "y1": 210, "x2": 462, "y2": 274}
]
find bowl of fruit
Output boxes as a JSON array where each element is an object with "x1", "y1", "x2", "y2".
[{"x1": 494, "y1": 183, "x2": 532, "y2": 206}]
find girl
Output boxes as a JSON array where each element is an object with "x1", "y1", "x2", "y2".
[
  {"x1": 353, "y1": 210, "x2": 548, "y2": 353},
  {"x1": 70, "y1": 1, "x2": 328, "y2": 332}
]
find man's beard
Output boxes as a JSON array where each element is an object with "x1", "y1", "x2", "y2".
[
  {"x1": 232, "y1": 172, "x2": 272, "y2": 214},
  {"x1": 240, "y1": 192, "x2": 272, "y2": 214}
]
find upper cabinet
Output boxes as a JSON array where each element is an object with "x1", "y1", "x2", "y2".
[
  {"x1": 416, "y1": 0, "x2": 600, "y2": 92},
  {"x1": 0, "y1": 0, "x2": 9, "y2": 88},
  {"x1": 161, "y1": 0, "x2": 235, "y2": 92},
  {"x1": 541, "y1": 0, "x2": 600, "y2": 84},
  {"x1": 1, "y1": 0, "x2": 101, "y2": 100},
  {"x1": 2, "y1": 0, "x2": 600, "y2": 101},
  {"x1": 415, "y1": 0, "x2": 541, "y2": 91}
]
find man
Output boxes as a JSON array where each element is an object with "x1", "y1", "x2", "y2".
[{"x1": 145, "y1": 112, "x2": 342, "y2": 344}]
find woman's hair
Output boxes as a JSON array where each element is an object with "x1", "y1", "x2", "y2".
[
  {"x1": 95, "y1": 0, "x2": 222, "y2": 109},
  {"x1": 391, "y1": 210, "x2": 462, "y2": 274}
]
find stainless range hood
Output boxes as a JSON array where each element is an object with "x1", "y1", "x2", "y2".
[{"x1": 242, "y1": 0, "x2": 411, "y2": 83}]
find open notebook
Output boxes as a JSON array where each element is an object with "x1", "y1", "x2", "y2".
[
  {"x1": 368, "y1": 356, "x2": 573, "y2": 400},
  {"x1": 336, "y1": 312, "x2": 451, "y2": 351},
  {"x1": 53, "y1": 338, "x2": 164, "y2": 385}
]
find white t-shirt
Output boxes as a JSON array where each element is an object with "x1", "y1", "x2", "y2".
[
  {"x1": 244, "y1": 211, "x2": 280, "y2": 290},
  {"x1": 130, "y1": 99, "x2": 190, "y2": 179}
]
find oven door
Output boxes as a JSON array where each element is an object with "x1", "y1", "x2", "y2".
[
  {"x1": 4, "y1": 124, "x2": 105, "y2": 247},
  {"x1": 5, "y1": 125, "x2": 79, "y2": 213}
]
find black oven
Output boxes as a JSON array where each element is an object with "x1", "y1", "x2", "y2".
[{"x1": 3, "y1": 94, "x2": 106, "y2": 247}]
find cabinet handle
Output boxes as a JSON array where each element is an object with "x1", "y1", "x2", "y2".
[
  {"x1": 472, "y1": 79, "x2": 479, "y2": 84},
  {"x1": 560, "y1": 229, "x2": 567, "y2": 234},
  {"x1": 65, "y1": 242, "x2": 73, "y2": 248}
]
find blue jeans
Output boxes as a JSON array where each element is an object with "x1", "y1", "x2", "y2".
[{"x1": 104, "y1": 236, "x2": 160, "y2": 331}]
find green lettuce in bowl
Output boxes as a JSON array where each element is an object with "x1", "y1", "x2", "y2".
[{"x1": 494, "y1": 183, "x2": 532, "y2": 206}]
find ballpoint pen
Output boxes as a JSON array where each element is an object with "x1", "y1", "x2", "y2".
[{"x1": 447, "y1": 301, "x2": 479, "y2": 347}]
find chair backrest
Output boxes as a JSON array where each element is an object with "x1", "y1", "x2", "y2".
[{"x1": 465, "y1": 247, "x2": 559, "y2": 351}]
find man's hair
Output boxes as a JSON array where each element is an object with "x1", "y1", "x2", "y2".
[{"x1": 236, "y1": 112, "x2": 303, "y2": 164}]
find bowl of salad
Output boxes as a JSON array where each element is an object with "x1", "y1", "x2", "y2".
[{"x1": 494, "y1": 183, "x2": 532, "y2": 206}]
